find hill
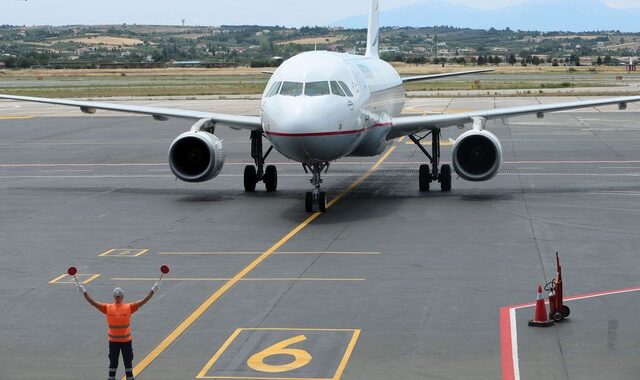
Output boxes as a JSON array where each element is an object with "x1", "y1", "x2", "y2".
[{"x1": 335, "y1": 0, "x2": 640, "y2": 32}]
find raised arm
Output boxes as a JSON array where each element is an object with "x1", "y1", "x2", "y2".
[
  {"x1": 76, "y1": 284, "x2": 103, "y2": 312},
  {"x1": 135, "y1": 290, "x2": 155, "y2": 309}
]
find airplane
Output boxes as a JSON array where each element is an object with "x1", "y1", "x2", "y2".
[{"x1": 2, "y1": 0, "x2": 640, "y2": 213}]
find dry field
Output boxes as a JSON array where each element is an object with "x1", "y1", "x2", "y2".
[
  {"x1": 53, "y1": 36, "x2": 144, "y2": 46},
  {"x1": 276, "y1": 36, "x2": 345, "y2": 45}
]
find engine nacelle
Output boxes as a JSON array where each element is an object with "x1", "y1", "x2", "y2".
[
  {"x1": 169, "y1": 131, "x2": 225, "y2": 183},
  {"x1": 452, "y1": 129, "x2": 502, "y2": 182}
]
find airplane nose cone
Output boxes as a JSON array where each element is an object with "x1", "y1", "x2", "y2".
[{"x1": 263, "y1": 96, "x2": 363, "y2": 163}]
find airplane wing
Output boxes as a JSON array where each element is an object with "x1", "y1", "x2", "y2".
[
  {"x1": 401, "y1": 69, "x2": 494, "y2": 83},
  {"x1": 388, "y1": 96, "x2": 640, "y2": 139},
  {"x1": 0, "y1": 94, "x2": 262, "y2": 131}
]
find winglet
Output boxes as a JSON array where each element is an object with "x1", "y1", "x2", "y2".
[{"x1": 365, "y1": 0, "x2": 380, "y2": 57}]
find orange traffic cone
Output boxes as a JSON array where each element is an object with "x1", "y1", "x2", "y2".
[{"x1": 528, "y1": 285, "x2": 554, "y2": 327}]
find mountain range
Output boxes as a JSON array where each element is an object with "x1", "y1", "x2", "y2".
[{"x1": 334, "y1": 0, "x2": 640, "y2": 32}]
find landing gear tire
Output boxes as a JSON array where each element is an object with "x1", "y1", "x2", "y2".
[
  {"x1": 318, "y1": 192, "x2": 327, "y2": 213},
  {"x1": 440, "y1": 164, "x2": 452, "y2": 192},
  {"x1": 305, "y1": 192, "x2": 314, "y2": 213},
  {"x1": 264, "y1": 165, "x2": 278, "y2": 192},
  {"x1": 244, "y1": 165, "x2": 257, "y2": 192},
  {"x1": 419, "y1": 164, "x2": 431, "y2": 192}
]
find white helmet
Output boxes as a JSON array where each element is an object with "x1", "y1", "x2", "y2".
[{"x1": 113, "y1": 287, "x2": 125, "y2": 298}]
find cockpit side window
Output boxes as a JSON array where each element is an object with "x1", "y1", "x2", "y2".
[
  {"x1": 267, "y1": 81, "x2": 282, "y2": 97},
  {"x1": 330, "y1": 81, "x2": 346, "y2": 97},
  {"x1": 338, "y1": 81, "x2": 354, "y2": 97},
  {"x1": 280, "y1": 81, "x2": 304, "y2": 97},
  {"x1": 304, "y1": 81, "x2": 331, "y2": 97}
]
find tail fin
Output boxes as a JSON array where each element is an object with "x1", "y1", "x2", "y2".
[{"x1": 365, "y1": 0, "x2": 380, "y2": 57}]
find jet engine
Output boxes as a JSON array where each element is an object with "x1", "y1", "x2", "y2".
[
  {"x1": 169, "y1": 131, "x2": 225, "y2": 183},
  {"x1": 452, "y1": 129, "x2": 502, "y2": 182}
]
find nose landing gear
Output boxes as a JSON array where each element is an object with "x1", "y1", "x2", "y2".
[
  {"x1": 244, "y1": 131, "x2": 277, "y2": 192},
  {"x1": 410, "y1": 128, "x2": 452, "y2": 193},
  {"x1": 303, "y1": 163, "x2": 329, "y2": 213}
]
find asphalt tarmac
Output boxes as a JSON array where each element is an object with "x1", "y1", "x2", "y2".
[{"x1": 1, "y1": 97, "x2": 640, "y2": 380}]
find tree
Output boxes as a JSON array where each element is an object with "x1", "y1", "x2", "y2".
[
  {"x1": 596, "y1": 56, "x2": 603, "y2": 66},
  {"x1": 507, "y1": 54, "x2": 517, "y2": 65},
  {"x1": 477, "y1": 55, "x2": 486, "y2": 66}
]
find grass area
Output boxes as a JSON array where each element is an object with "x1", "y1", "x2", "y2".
[
  {"x1": 404, "y1": 80, "x2": 618, "y2": 92},
  {"x1": 0, "y1": 68, "x2": 636, "y2": 98}
]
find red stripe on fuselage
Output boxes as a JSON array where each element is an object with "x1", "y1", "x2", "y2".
[{"x1": 265, "y1": 122, "x2": 392, "y2": 138}]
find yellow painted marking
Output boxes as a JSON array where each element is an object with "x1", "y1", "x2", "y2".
[
  {"x1": 48, "y1": 274, "x2": 68, "y2": 284},
  {"x1": 197, "y1": 328, "x2": 360, "y2": 380},
  {"x1": 197, "y1": 329, "x2": 244, "y2": 379},
  {"x1": 247, "y1": 335, "x2": 312, "y2": 373},
  {"x1": 157, "y1": 251, "x2": 380, "y2": 256},
  {"x1": 0, "y1": 115, "x2": 34, "y2": 120},
  {"x1": 242, "y1": 328, "x2": 358, "y2": 332},
  {"x1": 127, "y1": 144, "x2": 398, "y2": 379},
  {"x1": 199, "y1": 377, "x2": 330, "y2": 380},
  {"x1": 406, "y1": 140, "x2": 454, "y2": 146},
  {"x1": 99, "y1": 248, "x2": 149, "y2": 257},
  {"x1": 111, "y1": 277, "x2": 365, "y2": 282},
  {"x1": 82, "y1": 274, "x2": 101, "y2": 284},
  {"x1": 50, "y1": 273, "x2": 100, "y2": 284},
  {"x1": 333, "y1": 329, "x2": 361, "y2": 380}
]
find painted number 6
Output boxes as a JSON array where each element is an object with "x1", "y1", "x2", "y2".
[{"x1": 247, "y1": 335, "x2": 312, "y2": 373}]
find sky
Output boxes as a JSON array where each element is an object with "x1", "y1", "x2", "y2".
[{"x1": 1, "y1": 0, "x2": 640, "y2": 27}]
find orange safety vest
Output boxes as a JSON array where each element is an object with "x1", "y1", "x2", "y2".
[{"x1": 105, "y1": 303, "x2": 136, "y2": 342}]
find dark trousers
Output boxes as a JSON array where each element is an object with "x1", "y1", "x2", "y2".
[{"x1": 108, "y1": 341, "x2": 135, "y2": 380}]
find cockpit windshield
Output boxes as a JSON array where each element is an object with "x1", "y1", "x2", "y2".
[
  {"x1": 305, "y1": 81, "x2": 331, "y2": 97},
  {"x1": 272, "y1": 81, "x2": 354, "y2": 98},
  {"x1": 280, "y1": 82, "x2": 304, "y2": 97}
]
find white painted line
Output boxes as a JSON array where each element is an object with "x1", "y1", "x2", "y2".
[
  {"x1": 507, "y1": 286, "x2": 640, "y2": 379},
  {"x1": 510, "y1": 308, "x2": 521, "y2": 380}
]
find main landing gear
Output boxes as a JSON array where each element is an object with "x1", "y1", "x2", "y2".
[
  {"x1": 244, "y1": 131, "x2": 278, "y2": 193},
  {"x1": 409, "y1": 128, "x2": 452, "y2": 192},
  {"x1": 303, "y1": 163, "x2": 329, "y2": 213}
]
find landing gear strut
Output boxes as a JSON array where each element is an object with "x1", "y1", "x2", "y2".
[
  {"x1": 244, "y1": 131, "x2": 277, "y2": 192},
  {"x1": 409, "y1": 128, "x2": 452, "y2": 192},
  {"x1": 303, "y1": 163, "x2": 329, "y2": 213}
]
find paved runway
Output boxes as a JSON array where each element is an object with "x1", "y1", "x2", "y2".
[{"x1": 1, "y1": 97, "x2": 640, "y2": 380}]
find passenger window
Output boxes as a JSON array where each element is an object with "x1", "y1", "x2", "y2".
[
  {"x1": 280, "y1": 82, "x2": 304, "y2": 97},
  {"x1": 304, "y1": 81, "x2": 331, "y2": 96},
  {"x1": 330, "y1": 81, "x2": 346, "y2": 97},
  {"x1": 338, "y1": 81, "x2": 354, "y2": 97},
  {"x1": 267, "y1": 81, "x2": 282, "y2": 97}
]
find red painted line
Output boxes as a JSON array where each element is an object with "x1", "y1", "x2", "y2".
[
  {"x1": 499, "y1": 307, "x2": 515, "y2": 380},
  {"x1": 265, "y1": 122, "x2": 392, "y2": 138},
  {"x1": 500, "y1": 285, "x2": 640, "y2": 380},
  {"x1": 265, "y1": 129, "x2": 366, "y2": 137}
]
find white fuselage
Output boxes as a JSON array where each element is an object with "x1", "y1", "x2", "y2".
[{"x1": 260, "y1": 51, "x2": 405, "y2": 163}]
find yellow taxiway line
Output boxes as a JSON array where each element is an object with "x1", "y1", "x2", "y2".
[
  {"x1": 0, "y1": 115, "x2": 34, "y2": 120},
  {"x1": 112, "y1": 277, "x2": 365, "y2": 282},
  {"x1": 127, "y1": 141, "x2": 401, "y2": 379},
  {"x1": 157, "y1": 251, "x2": 381, "y2": 255}
]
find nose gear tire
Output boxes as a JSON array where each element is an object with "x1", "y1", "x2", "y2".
[{"x1": 318, "y1": 192, "x2": 327, "y2": 212}]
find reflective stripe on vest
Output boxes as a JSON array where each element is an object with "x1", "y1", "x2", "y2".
[{"x1": 106, "y1": 304, "x2": 133, "y2": 342}]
